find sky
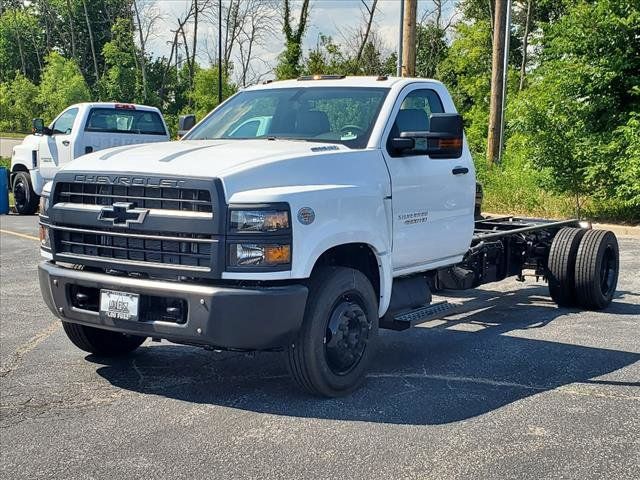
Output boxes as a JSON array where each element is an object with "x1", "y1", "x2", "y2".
[{"x1": 145, "y1": 1, "x2": 455, "y2": 83}]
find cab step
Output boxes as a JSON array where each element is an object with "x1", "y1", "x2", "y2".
[{"x1": 381, "y1": 301, "x2": 457, "y2": 331}]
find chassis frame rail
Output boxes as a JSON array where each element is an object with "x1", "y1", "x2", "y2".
[{"x1": 473, "y1": 216, "x2": 581, "y2": 242}]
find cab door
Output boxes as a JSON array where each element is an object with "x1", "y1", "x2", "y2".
[
  {"x1": 39, "y1": 107, "x2": 79, "y2": 181},
  {"x1": 382, "y1": 86, "x2": 475, "y2": 273}
]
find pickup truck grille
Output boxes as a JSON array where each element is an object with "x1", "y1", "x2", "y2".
[
  {"x1": 56, "y1": 227, "x2": 212, "y2": 269},
  {"x1": 48, "y1": 173, "x2": 224, "y2": 278},
  {"x1": 56, "y1": 181, "x2": 212, "y2": 213}
]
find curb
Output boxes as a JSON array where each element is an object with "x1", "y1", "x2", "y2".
[{"x1": 592, "y1": 222, "x2": 640, "y2": 238}]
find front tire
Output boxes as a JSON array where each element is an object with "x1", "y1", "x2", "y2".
[
  {"x1": 12, "y1": 171, "x2": 39, "y2": 215},
  {"x1": 286, "y1": 267, "x2": 379, "y2": 397},
  {"x1": 62, "y1": 322, "x2": 146, "y2": 356}
]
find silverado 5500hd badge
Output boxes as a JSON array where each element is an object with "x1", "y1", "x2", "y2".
[{"x1": 398, "y1": 211, "x2": 429, "y2": 225}]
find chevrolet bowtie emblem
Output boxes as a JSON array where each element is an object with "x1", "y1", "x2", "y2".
[{"x1": 98, "y1": 202, "x2": 149, "y2": 226}]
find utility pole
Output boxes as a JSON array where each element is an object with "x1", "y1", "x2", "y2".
[
  {"x1": 396, "y1": 0, "x2": 404, "y2": 76},
  {"x1": 498, "y1": 0, "x2": 512, "y2": 164},
  {"x1": 401, "y1": 0, "x2": 417, "y2": 77},
  {"x1": 487, "y1": 0, "x2": 508, "y2": 165}
]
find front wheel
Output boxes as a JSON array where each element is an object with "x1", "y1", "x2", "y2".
[
  {"x1": 12, "y1": 171, "x2": 39, "y2": 215},
  {"x1": 62, "y1": 322, "x2": 146, "y2": 356},
  {"x1": 286, "y1": 267, "x2": 379, "y2": 397}
]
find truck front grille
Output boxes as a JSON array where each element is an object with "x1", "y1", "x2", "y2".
[
  {"x1": 55, "y1": 226, "x2": 213, "y2": 270},
  {"x1": 56, "y1": 182, "x2": 212, "y2": 213},
  {"x1": 48, "y1": 173, "x2": 223, "y2": 278}
]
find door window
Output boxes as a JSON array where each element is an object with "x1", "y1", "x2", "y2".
[
  {"x1": 51, "y1": 108, "x2": 79, "y2": 135},
  {"x1": 387, "y1": 89, "x2": 444, "y2": 156}
]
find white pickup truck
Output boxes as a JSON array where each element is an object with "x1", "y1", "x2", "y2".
[
  {"x1": 38, "y1": 76, "x2": 620, "y2": 397},
  {"x1": 10, "y1": 102, "x2": 169, "y2": 214}
]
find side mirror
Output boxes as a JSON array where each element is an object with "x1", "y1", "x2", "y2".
[
  {"x1": 399, "y1": 113, "x2": 464, "y2": 159},
  {"x1": 389, "y1": 137, "x2": 415, "y2": 152},
  {"x1": 178, "y1": 114, "x2": 196, "y2": 138},
  {"x1": 32, "y1": 118, "x2": 45, "y2": 135}
]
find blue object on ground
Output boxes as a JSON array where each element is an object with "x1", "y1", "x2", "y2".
[{"x1": 0, "y1": 167, "x2": 9, "y2": 214}]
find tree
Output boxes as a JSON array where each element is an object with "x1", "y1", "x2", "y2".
[
  {"x1": 0, "y1": 74, "x2": 39, "y2": 132},
  {"x1": 36, "y1": 52, "x2": 91, "y2": 121},
  {"x1": 187, "y1": 65, "x2": 237, "y2": 120},
  {"x1": 415, "y1": 23, "x2": 448, "y2": 78},
  {"x1": 275, "y1": 0, "x2": 311, "y2": 80},
  {"x1": 100, "y1": 18, "x2": 141, "y2": 103},
  {"x1": 0, "y1": 6, "x2": 44, "y2": 82},
  {"x1": 507, "y1": 0, "x2": 640, "y2": 215},
  {"x1": 355, "y1": 0, "x2": 378, "y2": 65},
  {"x1": 132, "y1": 0, "x2": 163, "y2": 102},
  {"x1": 438, "y1": 20, "x2": 493, "y2": 156}
]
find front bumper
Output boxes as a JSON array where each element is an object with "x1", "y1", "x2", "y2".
[{"x1": 38, "y1": 261, "x2": 308, "y2": 350}]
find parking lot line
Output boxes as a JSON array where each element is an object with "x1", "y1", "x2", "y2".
[{"x1": 0, "y1": 229, "x2": 39, "y2": 242}]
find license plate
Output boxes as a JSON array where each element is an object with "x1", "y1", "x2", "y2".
[{"x1": 100, "y1": 289, "x2": 139, "y2": 321}]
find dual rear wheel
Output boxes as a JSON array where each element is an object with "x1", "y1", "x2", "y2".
[{"x1": 547, "y1": 228, "x2": 619, "y2": 310}]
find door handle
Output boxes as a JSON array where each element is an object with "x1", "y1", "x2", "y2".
[
  {"x1": 62, "y1": 140, "x2": 70, "y2": 146},
  {"x1": 452, "y1": 167, "x2": 469, "y2": 175}
]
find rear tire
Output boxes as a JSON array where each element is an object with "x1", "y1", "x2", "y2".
[
  {"x1": 62, "y1": 321, "x2": 146, "y2": 356},
  {"x1": 286, "y1": 267, "x2": 379, "y2": 397},
  {"x1": 574, "y1": 229, "x2": 619, "y2": 310},
  {"x1": 12, "y1": 171, "x2": 39, "y2": 215},
  {"x1": 547, "y1": 227, "x2": 587, "y2": 307}
]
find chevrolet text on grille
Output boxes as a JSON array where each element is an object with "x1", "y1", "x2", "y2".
[{"x1": 73, "y1": 174, "x2": 187, "y2": 188}]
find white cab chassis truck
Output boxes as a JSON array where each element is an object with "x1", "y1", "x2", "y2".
[
  {"x1": 10, "y1": 102, "x2": 169, "y2": 214},
  {"x1": 38, "y1": 76, "x2": 620, "y2": 397}
]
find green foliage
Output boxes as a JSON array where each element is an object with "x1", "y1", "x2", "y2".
[
  {"x1": 0, "y1": 157, "x2": 10, "y2": 171},
  {"x1": 276, "y1": 41, "x2": 305, "y2": 80},
  {"x1": 187, "y1": 66, "x2": 237, "y2": 121},
  {"x1": 0, "y1": 7, "x2": 43, "y2": 83},
  {"x1": 301, "y1": 34, "x2": 395, "y2": 77},
  {"x1": 0, "y1": 74, "x2": 39, "y2": 132},
  {"x1": 36, "y1": 52, "x2": 91, "y2": 122},
  {"x1": 415, "y1": 24, "x2": 448, "y2": 79},
  {"x1": 100, "y1": 18, "x2": 141, "y2": 103},
  {"x1": 275, "y1": 0, "x2": 311, "y2": 80},
  {"x1": 506, "y1": 0, "x2": 640, "y2": 216},
  {"x1": 438, "y1": 20, "x2": 493, "y2": 157}
]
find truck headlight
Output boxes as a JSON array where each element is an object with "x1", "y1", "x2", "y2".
[
  {"x1": 39, "y1": 195, "x2": 50, "y2": 217},
  {"x1": 39, "y1": 224, "x2": 51, "y2": 249},
  {"x1": 228, "y1": 243, "x2": 291, "y2": 267},
  {"x1": 227, "y1": 204, "x2": 292, "y2": 270},
  {"x1": 229, "y1": 207, "x2": 290, "y2": 233}
]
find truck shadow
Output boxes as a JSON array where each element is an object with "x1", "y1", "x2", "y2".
[{"x1": 92, "y1": 284, "x2": 640, "y2": 426}]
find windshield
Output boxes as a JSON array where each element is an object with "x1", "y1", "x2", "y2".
[{"x1": 185, "y1": 87, "x2": 389, "y2": 148}]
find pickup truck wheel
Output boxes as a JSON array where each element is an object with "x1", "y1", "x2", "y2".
[
  {"x1": 547, "y1": 227, "x2": 587, "y2": 307},
  {"x1": 62, "y1": 321, "x2": 146, "y2": 356},
  {"x1": 286, "y1": 267, "x2": 378, "y2": 397},
  {"x1": 574, "y1": 229, "x2": 619, "y2": 310},
  {"x1": 12, "y1": 171, "x2": 39, "y2": 215}
]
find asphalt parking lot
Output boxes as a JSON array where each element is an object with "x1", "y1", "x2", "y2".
[{"x1": 1, "y1": 214, "x2": 638, "y2": 479}]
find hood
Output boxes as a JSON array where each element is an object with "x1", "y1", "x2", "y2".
[{"x1": 61, "y1": 139, "x2": 348, "y2": 178}]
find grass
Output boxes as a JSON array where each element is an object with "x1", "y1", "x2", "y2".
[
  {"x1": 0, "y1": 131, "x2": 28, "y2": 139},
  {"x1": 477, "y1": 160, "x2": 639, "y2": 224}
]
